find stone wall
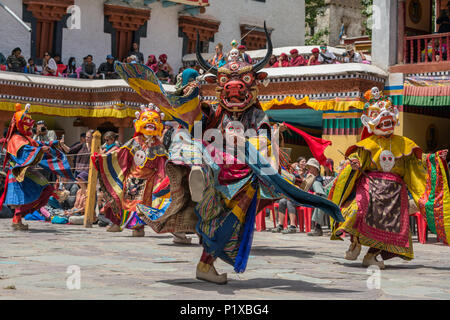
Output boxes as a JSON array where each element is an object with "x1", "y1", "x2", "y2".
[{"x1": 314, "y1": 0, "x2": 364, "y2": 46}]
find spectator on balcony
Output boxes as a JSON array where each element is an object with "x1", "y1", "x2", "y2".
[
  {"x1": 80, "y1": 55, "x2": 96, "y2": 79},
  {"x1": 42, "y1": 52, "x2": 57, "y2": 76},
  {"x1": 266, "y1": 54, "x2": 277, "y2": 68},
  {"x1": 97, "y1": 55, "x2": 119, "y2": 79},
  {"x1": 318, "y1": 44, "x2": 336, "y2": 64},
  {"x1": 437, "y1": 3, "x2": 450, "y2": 34},
  {"x1": 209, "y1": 43, "x2": 226, "y2": 68},
  {"x1": 53, "y1": 54, "x2": 67, "y2": 74},
  {"x1": 6, "y1": 47, "x2": 26, "y2": 73},
  {"x1": 157, "y1": 54, "x2": 174, "y2": 83},
  {"x1": 127, "y1": 55, "x2": 138, "y2": 64},
  {"x1": 272, "y1": 53, "x2": 289, "y2": 67},
  {"x1": 25, "y1": 58, "x2": 38, "y2": 74},
  {"x1": 128, "y1": 42, "x2": 144, "y2": 64},
  {"x1": 307, "y1": 48, "x2": 321, "y2": 65},
  {"x1": 289, "y1": 49, "x2": 307, "y2": 66},
  {"x1": 238, "y1": 45, "x2": 253, "y2": 64},
  {"x1": 145, "y1": 54, "x2": 159, "y2": 73},
  {"x1": 343, "y1": 45, "x2": 363, "y2": 63},
  {"x1": 66, "y1": 57, "x2": 77, "y2": 78}
]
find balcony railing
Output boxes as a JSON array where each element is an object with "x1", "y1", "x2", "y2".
[{"x1": 403, "y1": 32, "x2": 450, "y2": 64}]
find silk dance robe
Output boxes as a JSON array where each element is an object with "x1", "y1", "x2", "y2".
[
  {"x1": 93, "y1": 135, "x2": 169, "y2": 230},
  {"x1": 0, "y1": 133, "x2": 74, "y2": 217},
  {"x1": 328, "y1": 134, "x2": 450, "y2": 260}
]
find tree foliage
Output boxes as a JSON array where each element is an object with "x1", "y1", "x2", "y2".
[
  {"x1": 360, "y1": 0, "x2": 373, "y2": 37},
  {"x1": 305, "y1": 28, "x2": 329, "y2": 45},
  {"x1": 305, "y1": 0, "x2": 326, "y2": 31}
]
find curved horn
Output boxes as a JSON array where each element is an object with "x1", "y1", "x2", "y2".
[
  {"x1": 196, "y1": 31, "x2": 217, "y2": 75},
  {"x1": 252, "y1": 21, "x2": 273, "y2": 72}
]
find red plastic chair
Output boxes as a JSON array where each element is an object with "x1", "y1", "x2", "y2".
[
  {"x1": 255, "y1": 210, "x2": 266, "y2": 231},
  {"x1": 412, "y1": 212, "x2": 427, "y2": 244},
  {"x1": 296, "y1": 207, "x2": 313, "y2": 233},
  {"x1": 255, "y1": 202, "x2": 278, "y2": 231},
  {"x1": 270, "y1": 202, "x2": 279, "y2": 228}
]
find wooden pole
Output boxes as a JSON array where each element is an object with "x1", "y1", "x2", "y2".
[{"x1": 83, "y1": 130, "x2": 101, "y2": 228}]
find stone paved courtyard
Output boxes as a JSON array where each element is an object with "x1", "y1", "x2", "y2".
[{"x1": 0, "y1": 218, "x2": 449, "y2": 300}]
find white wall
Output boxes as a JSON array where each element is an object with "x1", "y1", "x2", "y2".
[
  {"x1": 203, "y1": 0, "x2": 305, "y2": 54},
  {"x1": 0, "y1": 0, "x2": 31, "y2": 59},
  {"x1": 62, "y1": 0, "x2": 111, "y2": 67},
  {"x1": 140, "y1": 1, "x2": 184, "y2": 74}
]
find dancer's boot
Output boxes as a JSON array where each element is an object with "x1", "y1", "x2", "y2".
[
  {"x1": 189, "y1": 166, "x2": 205, "y2": 202},
  {"x1": 196, "y1": 261, "x2": 227, "y2": 285},
  {"x1": 172, "y1": 232, "x2": 192, "y2": 244},
  {"x1": 106, "y1": 224, "x2": 121, "y2": 232},
  {"x1": 132, "y1": 227, "x2": 145, "y2": 237},
  {"x1": 362, "y1": 251, "x2": 385, "y2": 269},
  {"x1": 345, "y1": 238, "x2": 361, "y2": 260}
]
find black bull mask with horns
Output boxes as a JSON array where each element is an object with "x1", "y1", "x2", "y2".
[{"x1": 196, "y1": 22, "x2": 273, "y2": 114}]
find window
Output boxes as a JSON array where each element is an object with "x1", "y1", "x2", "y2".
[{"x1": 179, "y1": 15, "x2": 220, "y2": 55}]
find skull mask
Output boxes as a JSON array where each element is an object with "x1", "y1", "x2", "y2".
[
  {"x1": 379, "y1": 150, "x2": 395, "y2": 172},
  {"x1": 228, "y1": 49, "x2": 240, "y2": 62},
  {"x1": 371, "y1": 87, "x2": 381, "y2": 100}
]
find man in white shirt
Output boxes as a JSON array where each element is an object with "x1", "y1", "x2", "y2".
[
  {"x1": 318, "y1": 45, "x2": 336, "y2": 64},
  {"x1": 344, "y1": 45, "x2": 363, "y2": 63}
]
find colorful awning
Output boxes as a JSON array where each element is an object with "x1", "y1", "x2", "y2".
[{"x1": 403, "y1": 75, "x2": 450, "y2": 107}]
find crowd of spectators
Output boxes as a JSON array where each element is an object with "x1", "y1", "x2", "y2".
[
  {"x1": 0, "y1": 42, "x2": 370, "y2": 83},
  {"x1": 266, "y1": 44, "x2": 368, "y2": 68},
  {"x1": 0, "y1": 42, "x2": 175, "y2": 83}
]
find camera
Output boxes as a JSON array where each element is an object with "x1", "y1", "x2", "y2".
[{"x1": 40, "y1": 126, "x2": 47, "y2": 133}]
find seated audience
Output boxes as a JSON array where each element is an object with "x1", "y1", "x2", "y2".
[
  {"x1": 97, "y1": 55, "x2": 119, "y2": 79},
  {"x1": 42, "y1": 52, "x2": 58, "y2": 76},
  {"x1": 80, "y1": 54, "x2": 96, "y2": 79},
  {"x1": 267, "y1": 54, "x2": 277, "y2": 68},
  {"x1": 307, "y1": 48, "x2": 321, "y2": 65},
  {"x1": 145, "y1": 54, "x2": 159, "y2": 73},
  {"x1": 63, "y1": 171, "x2": 88, "y2": 217},
  {"x1": 318, "y1": 45, "x2": 336, "y2": 64},
  {"x1": 66, "y1": 57, "x2": 78, "y2": 78},
  {"x1": 157, "y1": 54, "x2": 174, "y2": 83},
  {"x1": 238, "y1": 45, "x2": 253, "y2": 64},
  {"x1": 25, "y1": 58, "x2": 38, "y2": 74},
  {"x1": 289, "y1": 49, "x2": 307, "y2": 66},
  {"x1": 7, "y1": 47, "x2": 26, "y2": 73},
  {"x1": 272, "y1": 53, "x2": 289, "y2": 67},
  {"x1": 343, "y1": 45, "x2": 363, "y2": 63},
  {"x1": 128, "y1": 42, "x2": 144, "y2": 64}
]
